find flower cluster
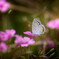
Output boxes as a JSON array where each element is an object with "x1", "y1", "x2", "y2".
[
  {"x1": 0, "y1": 29, "x2": 16, "y2": 51},
  {"x1": 15, "y1": 35, "x2": 35, "y2": 47},
  {"x1": 0, "y1": 0, "x2": 10, "y2": 12},
  {"x1": 0, "y1": 29, "x2": 36, "y2": 51},
  {"x1": 46, "y1": 18, "x2": 59, "y2": 29},
  {"x1": 0, "y1": 29, "x2": 16, "y2": 41}
]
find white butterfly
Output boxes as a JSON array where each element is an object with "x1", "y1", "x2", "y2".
[{"x1": 32, "y1": 18, "x2": 45, "y2": 35}]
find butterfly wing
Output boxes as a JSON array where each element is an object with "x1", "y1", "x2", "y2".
[{"x1": 32, "y1": 18, "x2": 45, "y2": 35}]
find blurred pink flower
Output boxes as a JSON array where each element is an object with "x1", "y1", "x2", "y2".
[
  {"x1": 0, "y1": 0, "x2": 10, "y2": 12},
  {"x1": 46, "y1": 18, "x2": 59, "y2": 29},
  {"x1": 5, "y1": 29, "x2": 16, "y2": 39},
  {"x1": 38, "y1": 38, "x2": 54, "y2": 50},
  {"x1": 0, "y1": 31, "x2": 9, "y2": 41},
  {"x1": 28, "y1": 39, "x2": 35, "y2": 45},
  {"x1": 54, "y1": 19, "x2": 59, "y2": 29},
  {"x1": 23, "y1": 31, "x2": 39, "y2": 39},
  {"x1": 43, "y1": 38, "x2": 54, "y2": 48},
  {"x1": 46, "y1": 20, "x2": 55, "y2": 29},
  {"x1": 15, "y1": 35, "x2": 35, "y2": 47},
  {"x1": 15, "y1": 35, "x2": 23, "y2": 45},
  {"x1": 14, "y1": 35, "x2": 22, "y2": 39},
  {"x1": 0, "y1": 42, "x2": 7, "y2": 51},
  {"x1": 46, "y1": 39, "x2": 54, "y2": 48},
  {"x1": 0, "y1": 0, "x2": 6, "y2": 1},
  {"x1": 0, "y1": 29, "x2": 16, "y2": 41}
]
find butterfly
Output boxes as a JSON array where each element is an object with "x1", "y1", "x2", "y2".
[{"x1": 32, "y1": 18, "x2": 45, "y2": 35}]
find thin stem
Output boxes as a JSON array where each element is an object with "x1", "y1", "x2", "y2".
[
  {"x1": 12, "y1": 51, "x2": 26, "y2": 59},
  {"x1": 43, "y1": 41, "x2": 46, "y2": 59},
  {"x1": 2, "y1": 15, "x2": 7, "y2": 31},
  {"x1": 45, "y1": 48, "x2": 54, "y2": 55},
  {"x1": 0, "y1": 52, "x2": 2, "y2": 59},
  {"x1": 28, "y1": 46, "x2": 30, "y2": 59}
]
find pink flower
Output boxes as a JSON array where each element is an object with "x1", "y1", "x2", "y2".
[
  {"x1": 38, "y1": 38, "x2": 54, "y2": 50},
  {"x1": 20, "y1": 37, "x2": 30, "y2": 47},
  {"x1": 46, "y1": 20, "x2": 55, "y2": 29},
  {"x1": 5, "y1": 29, "x2": 16, "y2": 39},
  {"x1": 23, "y1": 31, "x2": 39, "y2": 39},
  {"x1": 0, "y1": 0, "x2": 6, "y2": 1},
  {"x1": 15, "y1": 35, "x2": 23, "y2": 45},
  {"x1": 0, "y1": 31, "x2": 9, "y2": 41},
  {"x1": 0, "y1": 29, "x2": 16, "y2": 41},
  {"x1": 0, "y1": 42, "x2": 7, "y2": 51},
  {"x1": 54, "y1": 19, "x2": 59, "y2": 29},
  {"x1": 46, "y1": 39, "x2": 54, "y2": 48},
  {"x1": 0, "y1": 0, "x2": 10, "y2": 12},
  {"x1": 43, "y1": 38, "x2": 54, "y2": 48},
  {"x1": 15, "y1": 35, "x2": 22, "y2": 39},
  {"x1": 15, "y1": 35, "x2": 35, "y2": 47},
  {"x1": 46, "y1": 18, "x2": 59, "y2": 29},
  {"x1": 28, "y1": 39, "x2": 35, "y2": 45}
]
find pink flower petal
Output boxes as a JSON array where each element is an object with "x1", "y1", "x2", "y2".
[
  {"x1": 0, "y1": 31, "x2": 9, "y2": 41},
  {"x1": 21, "y1": 44, "x2": 28, "y2": 47},
  {"x1": 46, "y1": 18, "x2": 59, "y2": 29},
  {"x1": 5, "y1": 29, "x2": 16, "y2": 39},
  {"x1": 23, "y1": 31, "x2": 32, "y2": 35},
  {"x1": 0, "y1": 42, "x2": 7, "y2": 51},
  {"x1": 28, "y1": 39, "x2": 35, "y2": 45},
  {"x1": 0, "y1": 1, "x2": 10, "y2": 12}
]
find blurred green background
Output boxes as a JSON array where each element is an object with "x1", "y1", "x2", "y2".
[{"x1": 0, "y1": 0, "x2": 59, "y2": 59}]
